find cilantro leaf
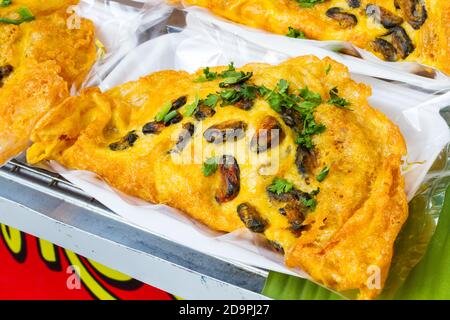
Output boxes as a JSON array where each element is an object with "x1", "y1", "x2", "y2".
[
  {"x1": 268, "y1": 178, "x2": 294, "y2": 195},
  {"x1": 298, "y1": 86, "x2": 322, "y2": 104},
  {"x1": 202, "y1": 157, "x2": 219, "y2": 177},
  {"x1": 204, "y1": 94, "x2": 220, "y2": 108},
  {"x1": 220, "y1": 63, "x2": 236, "y2": 77},
  {"x1": 194, "y1": 67, "x2": 219, "y2": 83},
  {"x1": 325, "y1": 64, "x2": 332, "y2": 75},
  {"x1": 294, "y1": 0, "x2": 325, "y2": 8},
  {"x1": 316, "y1": 166, "x2": 330, "y2": 182},
  {"x1": 219, "y1": 71, "x2": 253, "y2": 88},
  {"x1": 327, "y1": 87, "x2": 352, "y2": 109},
  {"x1": 301, "y1": 197, "x2": 317, "y2": 210},
  {"x1": 0, "y1": 0, "x2": 12, "y2": 7},
  {"x1": 277, "y1": 79, "x2": 290, "y2": 93},
  {"x1": 286, "y1": 26, "x2": 307, "y2": 39}
]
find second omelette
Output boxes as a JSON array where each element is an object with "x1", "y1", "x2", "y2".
[
  {"x1": 0, "y1": 0, "x2": 96, "y2": 164},
  {"x1": 173, "y1": 0, "x2": 450, "y2": 75}
]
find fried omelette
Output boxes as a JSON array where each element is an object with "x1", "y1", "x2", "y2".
[
  {"x1": 27, "y1": 56, "x2": 408, "y2": 299},
  {"x1": 172, "y1": 0, "x2": 450, "y2": 75},
  {"x1": 0, "y1": 0, "x2": 96, "y2": 164}
]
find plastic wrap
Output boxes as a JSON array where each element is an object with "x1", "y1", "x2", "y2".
[
  {"x1": 171, "y1": 2, "x2": 450, "y2": 92},
  {"x1": 37, "y1": 11, "x2": 450, "y2": 299},
  {"x1": 75, "y1": 0, "x2": 174, "y2": 87}
]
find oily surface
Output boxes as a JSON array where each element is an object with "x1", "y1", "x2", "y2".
[
  {"x1": 27, "y1": 56, "x2": 408, "y2": 299},
  {"x1": 0, "y1": 0, "x2": 96, "y2": 164},
  {"x1": 177, "y1": 0, "x2": 450, "y2": 75}
]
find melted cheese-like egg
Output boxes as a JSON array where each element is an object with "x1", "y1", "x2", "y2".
[
  {"x1": 27, "y1": 56, "x2": 408, "y2": 299},
  {"x1": 0, "y1": 1, "x2": 96, "y2": 164}
]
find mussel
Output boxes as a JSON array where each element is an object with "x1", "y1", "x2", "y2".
[
  {"x1": 237, "y1": 202, "x2": 268, "y2": 233},
  {"x1": 326, "y1": 7, "x2": 358, "y2": 28},
  {"x1": 203, "y1": 120, "x2": 247, "y2": 144},
  {"x1": 250, "y1": 116, "x2": 285, "y2": 153},
  {"x1": 109, "y1": 131, "x2": 139, "y2": 151},
  {"x1": 390, "y1": 26, "x2": 415, "y2": 59},
  {"x1": 215, "y1": 155, "x2": 240, "y2": 203},
  {"x1": 394, "y1": 0, "x2": 427, "y2": 30},
  {"x1": 172, "y1": 122, "x2": 195, "y2": 152},
  {"x1": 194, "y1": 105, "x2": 216, "y2": 121},
  {"x1": 372, "y1": 38, "x2": 397, "y2": 61},
  {"x1": 347, "y1": 0, "x2": 361, "y2": 8},
  {"x1": 366, "y1": 4, "x2": 404, "y2": 28},
  {"x1": 142, "y1": 121, "x2": 165, "y2": 135}
]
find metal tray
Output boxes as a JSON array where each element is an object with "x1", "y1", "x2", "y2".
[{"x1": 0, "y1": 158, "x2": 269, "y2": 299}]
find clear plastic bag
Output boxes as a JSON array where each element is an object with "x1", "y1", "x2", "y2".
[{"x1": 76, "y1": 0, "x2": 174, "y2": 87}]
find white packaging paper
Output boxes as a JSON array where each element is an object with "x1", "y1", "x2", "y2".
[{"x1": 47, "y1": 17, "x2": 450, "y2": 279}]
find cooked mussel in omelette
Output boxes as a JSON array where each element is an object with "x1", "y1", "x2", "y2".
[
  {"x1": 27, "y1": 56, "x2": 408, "y2": 299},
  {"x1": 0, "y1": 0, "x2": 96, "y2": 164},
  {"x1": 171, "y1": 0, "x2": 450, "y2": 75}
]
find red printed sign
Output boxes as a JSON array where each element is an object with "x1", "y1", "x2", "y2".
[{"x1": 0, "y1": 223, "x2": 174, "y2": 300}]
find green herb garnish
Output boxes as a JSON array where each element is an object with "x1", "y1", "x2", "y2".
[
  {"x1": 202, "y1": 157, "x2": 219, "y2": 177},
  {"x1": 194, "y1": 67, "x2": 219, "y2": 83},
  {"x1": 163, "y1": 110, "x2": 178, "y2": 124},
  {"x1": 294, "y1": 0, "x2": 325, "y2": 8},
  {"x1": 316, "y1": 166, "x2": 330, "y2": 182},
  {"x1": 287, "y1": 26, "x2": 307, "y2": 39},
  {"x1": 219, "y1": 84, "x2": 258, "y2": 107},
  {"x1": 219, "y1": 71, "x2": 253, "y2": 88},
  {"x1": 0, "y1": 7, "x2": 35, "y2": 25},
  {"x1": 204, "y1": 94, "x2": 220, "y2": 108},
  {"x1": 194, "y1": 62, "x2": 253, "y2": 87},
  {"x1": 301, "y1": 197, "x2": 317, "y2": 210},
  {"x1": 264, "y1": 79, "x2": 301, "y2": 113},
  {"x1": 327, "y1": 87, "x2": 352, "y2": 109},
  {"x1": 268, "y1": 178, "x2": 294, "y2": 195},
  {"x1": 184, "y1": 94, "x2": 200, "y2": 117},
  {"x1": 325, "y1": 64, "x2": 332, "y2": 75},
  {"x1": 0, "y1": 0, "x2": 12, "y2": 8},
  {"x1": 298, "y1": 86, "x2": 322, "y2": 105},
  {"x1": 155, "y1": 101, "x2": 172, "y2": 122}
]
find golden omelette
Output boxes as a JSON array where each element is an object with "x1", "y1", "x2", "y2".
[
  {"x1": 172, "y1": 0, "x2": 450, "y2": 75},
  {"x1": 27, "y1": 56, "x2": 408, "y2": 299},
  {"x1": 0, "y1": 0, "x2": 96, "y2": 164}
]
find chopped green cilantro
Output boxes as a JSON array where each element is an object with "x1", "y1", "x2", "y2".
[
  {"x1": 268, "y1": 178, "x2": 294, "y2": 195},
  {"x1": 0, "y1": 7, "x2": 35, "y2": 25},
  {"x1": 301, "y1": 197, "x2": 317, "y2": 210},
  {"x1": 327, "y1": 87, "x2": 352, "y2": 109},
  {"x1": 194, "y1": 67, "x2": 219, "y2": 83},
  {"x1": 316, "y1": 166, "x2": 330, "y2": 182},
  {"x1": 0, "y1": 0, "x2": 12, "y2": 8},
  {"x1": 202, "y1": 157, "x2": 219, "y2": 177},
  {"x1": 286, "y1": 26, "x2": 307, "y2": 39},
  {"x1": 204, "y1": 94, "x2": 220, "y2": 108},
  {"x1": 294, "y1": 0, "x2": 325, "y2": 8}
]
